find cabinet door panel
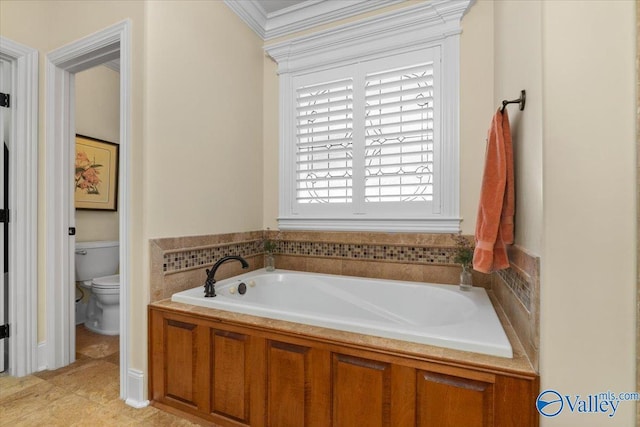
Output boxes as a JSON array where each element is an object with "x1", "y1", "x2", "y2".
[
  {"x1": 417, "y1": 370, "x2": 494, "y2": 427},
  {"x1": 211, "y1": 329, "x2": 250, "y2": 423},
  {"x1": 332, "y1": 353, "x2": 391, "y2": 427},
  {"x1": 267, "y1": 341, "x2": 309, "y2": 427},
  {"x1": 165, "y1": 319, "x2": 199, "y2": 407},
  {"x1": 266, "y1": 340, "x2": 331, "y2": 427}
]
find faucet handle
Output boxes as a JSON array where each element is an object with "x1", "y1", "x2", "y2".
[{"x1": 204, "y1": 278, "x2": 216, "y2": 298}]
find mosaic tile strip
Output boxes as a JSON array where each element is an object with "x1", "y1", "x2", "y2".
[
  {"x1": 163, "y1": 238, "x2": 464, "y2": 275},
  {"x1": 163, "y1": 240, "x2": 263, "y2": 274},
  {"x1": 274, "y1": 240, "x2": 458, "y2": 264},
  {"x1": 496, "y1": 268, "x2": 531, "y2": 311}
]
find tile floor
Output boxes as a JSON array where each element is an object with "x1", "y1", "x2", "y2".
[{"x1": 0, "y1": 325, "x2": 201, "y2": 426}]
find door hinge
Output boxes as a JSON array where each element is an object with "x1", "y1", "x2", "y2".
[
  {"x1": 0, "y1": 209, "x2": 8, "y2": 223},
  {"x1": 69, "y1": 227, "x2": 76, "y2": 236},
  {"x1": 0, "y1": 93, "x2": 9, "y2": 108},
  {"x1": 0, "y1": 324, "x2": 9, "y2": 340}
]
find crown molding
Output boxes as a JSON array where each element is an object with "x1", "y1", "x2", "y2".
[
  {"x1": 224, "y1": 0, "x2": 268, "y2": 39},
  {"x1": 265, "y1": 0, "x2": 473, "y2": 74},
  {"x1": 224, "y1": 0, "x2": 405, "y2": 41}
]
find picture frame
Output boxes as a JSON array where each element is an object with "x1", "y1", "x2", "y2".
[{"x1": 74, "y1": 134, "x2": 119, "y2": 211}]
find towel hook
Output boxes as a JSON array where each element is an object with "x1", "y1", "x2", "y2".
[{"x1": 500, "y1": 89, "x2": 526, "y2": 113}]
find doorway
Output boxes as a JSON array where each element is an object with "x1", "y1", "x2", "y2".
[
  {"x1": 45, "y1": 20, "x2": 135, "y2": 403},
  {"x1": 73, "y1": 64, "x2": 120, "y2": 355}
]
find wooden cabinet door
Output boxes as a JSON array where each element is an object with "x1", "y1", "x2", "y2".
[
  {"x1": 416, "y1": 370, "x2": 495, "y2": 427},
  {"x1": 210, "y1": 329, "x2": 252, "y2": 424},
  {"x1": 265, "y1": 340, "x2": 331, "y2": 427},
  {"x1": 332, "y1": 353, "x2": 392, "y2": 427},
  {"x1": 163, "y1": 318, "x2": 203, "y2": 410}
]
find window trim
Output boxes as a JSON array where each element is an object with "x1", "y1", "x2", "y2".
[{"x1": 265, "y1": 0, "x2": 472, "y2": 233}]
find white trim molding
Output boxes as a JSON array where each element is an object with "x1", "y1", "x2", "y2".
[
  {"x1": 45, "y1": 20, "x2": 132, "y2": 401},
  {"x1": 278, "y1": 217, "x2": 462, "y2": 233},
  {"x1": 265, "y1": 0, "x2": 473, "y2": 74},
  {"x1": 224, "y1": 0, "x2": 404, "y2": 40},
  {"x1": 0, "y1": 36, "x2": 39, "y2": 377},
  {"x1": 37, "y1": 341, "x2": 47, "y2": 372},
  {"x1": 125, "y1": 368, "x2": 149, "y2": 409},
  {"x1": 266, "y1": 0, "x2": 471, "y2": 233}
]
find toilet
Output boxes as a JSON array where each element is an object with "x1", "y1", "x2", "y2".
[{"x1": 75, "y1": 240, "x2": 120, "y2": 335}]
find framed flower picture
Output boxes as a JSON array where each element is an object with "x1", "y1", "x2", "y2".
[{"x1": 75, "y1": 135, "x2": 119, "y2": 211}]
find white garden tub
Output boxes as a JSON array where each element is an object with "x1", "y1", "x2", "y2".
[{"x1": 171, "y1": 269, "x2": 513, "y2": 358}]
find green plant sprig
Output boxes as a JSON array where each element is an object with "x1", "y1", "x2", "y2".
[
  {"x1": 453, "y1": 234, "x2": 474, "y2": 268},
  {"x1": 263, "y1": 239, "x2": 277, "y2": 253}
]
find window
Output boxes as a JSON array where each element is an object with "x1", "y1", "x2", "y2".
[{"x1": 266, "y1": 0, "x2": 470, "y2": 232}]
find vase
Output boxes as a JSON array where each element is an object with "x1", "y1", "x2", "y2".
[
  {"x1": 265, "y1": 252, "x2": 275, "y2": 272},
  {"x1": 459, "y1": 265, "x2": 473, "y2": 291}
]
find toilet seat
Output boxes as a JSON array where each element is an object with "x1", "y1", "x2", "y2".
[{"x1": 92, "y1": 274, "x2": 120, "y2": 290}]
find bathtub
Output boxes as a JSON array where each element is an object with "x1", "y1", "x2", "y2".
[{"x1": 171, "y1": 269, "x2": 513, "y2": 358}]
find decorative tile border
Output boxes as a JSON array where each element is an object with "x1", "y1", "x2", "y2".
[
  {"x1": 496, "y1": 268, "x2": 531, "y2": 311},
  {"x1": 162, "y1": 238, "x2": 463, "y2": 275},
  {"x1": 163, "y1": 240, "x2": 263, "y2": 274},
  {"x1": 275, "y1": 240, "x2": 458, "y2": 264},
  {"x1": 492, "y1": 244, "x2": 539, "y2": 370}
]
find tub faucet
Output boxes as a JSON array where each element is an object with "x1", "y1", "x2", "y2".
[{"x1": 204, "y1": 255, "x2": 249, "y2": 297}]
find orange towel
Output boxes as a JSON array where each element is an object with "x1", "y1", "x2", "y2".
[
  {"x1": 473, "y1": 109, "x2": 515, "y2": 273},
  {"x1": 501, "y1": 110, "x2": 515, "y2": 244}
]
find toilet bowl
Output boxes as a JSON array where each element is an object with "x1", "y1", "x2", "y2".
[
  {"x1": 84, "y1": 274, "x2": 120, "y2": 335},
  {"x1": 75, "y1": 241, "x2": 120, "y2": 335}
]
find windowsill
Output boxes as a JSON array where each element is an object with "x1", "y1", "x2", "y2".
[{"x1": 278, "y1": 216, "x2": 462, "y2": 233}]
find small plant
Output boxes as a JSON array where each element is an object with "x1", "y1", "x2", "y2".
[
  {"x1": 453, "y1": 234, "x2": 474, "y2": 268},
  {"x1": 263, "y1": 239, "x2": 277, "y2": 254}
]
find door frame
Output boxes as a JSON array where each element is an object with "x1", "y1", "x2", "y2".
[
  {"x1": 0, "y1": 37, "x2": 38, "y2": 377},
  {"x1": 44, "y1": 20, "x2": 133, "y2": 401}
]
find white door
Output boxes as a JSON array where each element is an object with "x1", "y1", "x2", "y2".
[{"x1": 0, "y1": 59, "x2": 11, "y2": 373}]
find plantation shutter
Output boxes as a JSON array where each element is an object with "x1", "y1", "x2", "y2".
[
  {"x1": 364, "y1": 62, "x2": 435, "y2": 203},
  {"x1": 296, "y1": 78, "x2": 354, "y2": 204}
]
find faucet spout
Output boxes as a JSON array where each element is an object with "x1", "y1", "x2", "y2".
[{"x1": 204, "y1": 255, "x2": 249, "y2": 297}]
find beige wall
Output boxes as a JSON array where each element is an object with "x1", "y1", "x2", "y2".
[
  {"x1": 144, "y1": 0, "x2": 264, "y2": 239},
  {"x1": 75, "y1": 66, "x2": 120, "y2": 243},
  {"x1": 458, "y1": 0, "x2": 495, "y2": 235},
  {"x1": 141, "y1": 0, "x2": 264, "y2": 375},
  {"x1": 540, "y1": 1, "x2": 636, "y2": 426},
  {"x1": 493, "y1": 0, "x2": 543, "y2": 255}
]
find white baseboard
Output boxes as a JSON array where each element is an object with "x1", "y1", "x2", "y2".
[
  {"x1": 37, "y1": 341, "x2": 47, "y2": 371},
  {"x1": 125, "y1": 368, "x2": 149, "y2": 408}
]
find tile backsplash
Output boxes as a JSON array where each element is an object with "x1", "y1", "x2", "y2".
[
  {"x1": 493, "y1": 245, "x2": 540, "y2": 370},
  {"x1": 163, "y1": 240, "x2": 263, "y2": 274}
]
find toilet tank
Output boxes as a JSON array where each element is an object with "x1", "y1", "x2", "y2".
[{"x1": 75, "y1": 240, "x2": 119, "y2": 281}]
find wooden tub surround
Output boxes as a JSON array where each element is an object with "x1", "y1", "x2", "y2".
[{"x1": 149, "y1": 295, "x2": 539, "y2": 427}]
